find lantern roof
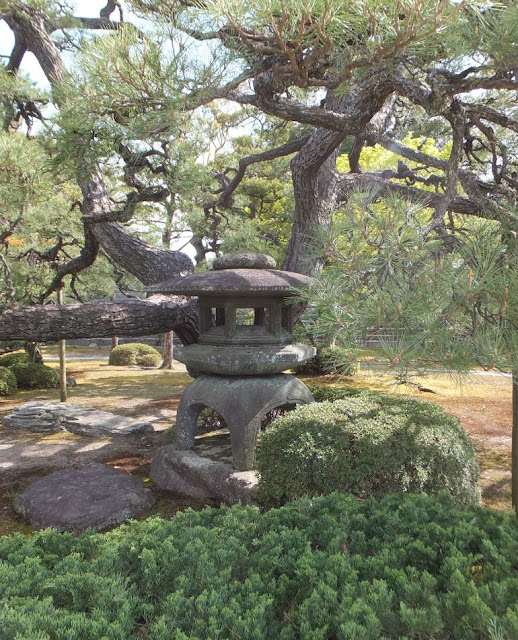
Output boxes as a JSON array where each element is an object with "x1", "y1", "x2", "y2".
[{"x1": 148, "y1": 267, "x2": 313, "y2": 297}]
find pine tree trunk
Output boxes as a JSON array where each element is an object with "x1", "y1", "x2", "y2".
[
  {"x1": 26, "y1": 342, "x2": 42, "y2": 364},
  {"x1": 111, "y1": 336, "x2": 119, "y2": 351},
  {"x1": 283, "y1": 122, "x2": 345, "y2": 275},
  {"x1": 161, "y1": 331, "x2": 174, "y2": 369},
  {"x1": 57, "y1": 288, "x2": 67, "y2": 402}
]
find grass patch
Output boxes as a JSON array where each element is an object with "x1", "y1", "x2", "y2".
[{"x1": 1, "y1": 355, "x2": 514, "y2": 519}]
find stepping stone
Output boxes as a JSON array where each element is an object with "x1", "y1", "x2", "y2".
[
  {"x1": 4, "y1": 402, "x2": 153, "y2": 436},
  {"x1": 13, "y1": 463, "x2": 155, "y2": 532}
]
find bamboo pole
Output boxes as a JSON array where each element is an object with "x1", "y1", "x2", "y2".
[
  {"x1": 513, "y1": 371, "x2": 518, "y2": 515},
  {"x1": 57, "y1": 287, "x2": 67, "y2": 403}
]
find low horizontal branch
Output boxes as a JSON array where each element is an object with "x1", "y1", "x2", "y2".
[
  {"x1": 337, "y1": 173, "x2": 486, "y2": 217},
  {"x1": 0, "y1": 295, "x2": 198, "y2": 343}
]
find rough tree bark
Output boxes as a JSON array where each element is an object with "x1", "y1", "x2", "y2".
[
  {"x1": 1, "y1": 7, "x2": 198, "y2": 344},
  {"x1": 0, "y1": 297, "x2": 198, "y2": 344},
  {"x1": 161, "y1": 331, "x2": 174, "y2": 369}
]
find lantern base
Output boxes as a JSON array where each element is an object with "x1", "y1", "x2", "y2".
[{"x1": 173, "y1": 373, "x2": 314, "y2": 471}]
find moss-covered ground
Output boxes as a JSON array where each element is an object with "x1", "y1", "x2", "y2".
[{"x1": 0, "y1": 349, "x2": 513, "y2": 536}]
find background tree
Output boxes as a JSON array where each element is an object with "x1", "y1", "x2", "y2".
[
  {"x1": 298, "y1": 188, "x2": 518, "y2": 510},
  {"x1": 0, "y1": 0, "x2": 516, "y2": 345}
]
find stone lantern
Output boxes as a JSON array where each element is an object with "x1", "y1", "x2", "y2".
[{"x1": 148, "y1": 253, "x2": 316, "y2": 471}]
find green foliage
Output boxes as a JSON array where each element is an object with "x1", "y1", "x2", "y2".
[
  {"x1": 0, "y1": 341, "x2": 25, "y2": 354},
  {"x1": 10, "y1": 363, "x2": 60, "y2": 390},
  {"x1": 302, "y1": 194, "x2": 518, "y2": 375},
  {"x1": 258, "y1": 394, "x2": 480, "y2": 507},
  {"x1": 138, "y1": 353, "x2": 162, "y2": 368},
  {"x1": 0, "y1": 366, "x2": 17, "y2": 395},
  {"x1": 0, "y1": 351, "x2": 29, "y2": 367},
  {"x1": 306, "y1": 382, "x2": 362, "y2": 401},
  {"x1": 296, "y1": 345, "x2": 359, "y2": 376},
  {"x1": 108, "y1": 343, "x2": 162, "y2": 367},
  {"x1": 2, "y1": 492, "x2": 518, "y2": 639},
  {"x1": 204, "y1": 0, "x2": 470, "y2": 75}
]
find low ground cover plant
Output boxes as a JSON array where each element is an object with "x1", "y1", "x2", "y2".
[
  {"x1": 108, "y1": 343, "x2": 161, "y2": 368},
  {"x1": 1, "y1": 492, "x2": 517, "y2": 639},
  {"x1": 0, "y1": 366, "x2": 17, "y2": 395},
  {"x1": 258, "y1": 392, "x2": 480, "y2": 507},
  {"x1": 9, "y1": 363, "x2": 59, "y2": 390}
]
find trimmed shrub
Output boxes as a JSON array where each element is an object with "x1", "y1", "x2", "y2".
[
  {"x1": 10, "y1": 363, "x2": 60, "y2": 389},
  {"x1": 108, "y1": 343, "x2": 161, "y2": 367},
  {"x1": 0, "y1": 366, "x2": 17, "y2": 395},
  {"x1": 1, "y1": 492, "x2": 518, "y2": 640},
  {"x1": 258, "y1": 393, "x2": 480, "y2": 507},
  {"x1": 138, "y1": 353, "x2": 162, "y2": 368},
  {"x1": 0, "y1": 351, "x2": 29, "y2": 368},
  {"x1": 296, "y1": 345, "x2": 359, "y2": 376}
]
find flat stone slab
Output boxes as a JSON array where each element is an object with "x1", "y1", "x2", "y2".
[
  {"x1": 150, "y1": 445, "x2": 259, "y2": 505},
  {"x1": 13, "y1": 463, "x2": 155, "y2": 532},
  {"x1": 174, "y1": 343, "x2": 316, "y2": 375},
  {"x1": 4, "y1": 402, "x2": 154, "y2": 436}
]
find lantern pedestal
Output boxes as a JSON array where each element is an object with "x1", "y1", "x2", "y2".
[{"x1": 172, "y1": 373, "x2": 314, "y2": 471}]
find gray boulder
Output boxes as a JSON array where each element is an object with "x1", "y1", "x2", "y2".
[
  {"x1": 13, "y1": 463, "x2": 155, "y2": 532},
  {"x1": 4, "y1": 402, "x2": 153, "y2": 436}
]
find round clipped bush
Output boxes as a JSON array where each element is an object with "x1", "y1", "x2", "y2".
[
  {"x1": 258, "y1": 393, "x2": 480, "y2": 507},
  {"x1": 0, "y1": 351, "x2": 29, "y2": 368},
  {"x1": 10, "y1": 363, "x2": 60, "y2": 390},
  {"x1": 1, "y1": 492, "x2": 518, "y2": 639},
  {"x1": 296, "y1": 345, "x2": 359, "y2": 376},
  {"x1": 0, "y1": 366, "x2": 17, "y2": 395},
  {"x1": 108, "y1": 343, "x2": 161, "y2": 368},
  {"x1": 138, "y1": 353, "x2": 162, "y2": 368}
]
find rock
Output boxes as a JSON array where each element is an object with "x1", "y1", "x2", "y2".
[
  {"x1": 150, "y1": 446, "x2": 259, "y2": 505},
  {"x1": 3, "y1": 402, "x2": 154, "y2": 436},
  {"x1": 13, "y1": 463, "x2": 155, "y2": 532},
  {"x1": 212, "y1": 252, "x2": 277, "y2": 270}
]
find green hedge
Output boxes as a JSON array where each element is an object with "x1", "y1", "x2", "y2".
[
  {"x1": 108, "y1": 343, "x2": 161, "y2": 368},
  {"x1": 0, "y1": 351, "x2": 29, "y2": 368},
  {"x1": 9, "y1": 363, "x2": 59, "y2": 390},
  {"x1": 296, "y1": 345, "x2": 359, "y2": 376},
  {"x1": 258, "y1": 393, "x2": 480, "y2": 507},
  {"x1": 0, "y1": 366, "x2": 17, "y2": 395},
  {"x1": 1, "y1": 493, "x2": 518, "y2": 640}
]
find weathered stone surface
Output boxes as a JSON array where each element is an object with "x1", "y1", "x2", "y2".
[
  {"x1": 148, "y1": 268, "x2": 314, "y2": 297},
  {"x1": 150, "y1": 446, "x2": 258, "y2": 505},
  {"x1": 174, "y1": 374, "x2": 314, "y2": 470},
  {"x1": 174, "y1": 343, "x2": 316, "y2": 375},
  {"x1": 4, "y1": 402, "x2": 154, "y2": 436},
  {"x1": 212, "y1": 252, "x2": 277, "y2": 270},
  {"x1": 13, "y1": 463, "x2": 155, "y2": 532}
]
